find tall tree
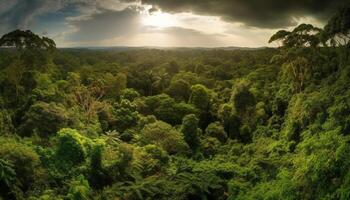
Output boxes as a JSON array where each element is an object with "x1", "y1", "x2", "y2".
[
  {"x1": 181, "y1": 114, "x2": 201, "y2": 153},
  {"x1": 0, "y1": 30, "x2": 55, "y2": 50},
  {"x1": 269, "y1": 24, "x2": 322, "y2": 48}
]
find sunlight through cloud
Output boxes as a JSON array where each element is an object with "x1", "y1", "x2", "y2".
[{"x1": 142, "y1": 11, "x2": 177, "y2": 28}]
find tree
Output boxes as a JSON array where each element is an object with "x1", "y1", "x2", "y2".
[
  {"x1": 0, "y1": 107, "x2": 13, "y2": 135},
  {"x1": 181, "y1": 114, "x2": 201, "y2": 153},
  {"x1": 165, "y1": 61, "x2": 180, "y2": 75},
  {"x1": 118, "y1": 174, "x2": 165, "y2": 200},
  {"x1": 189, "y1": 84, "x2": 211, "y2": 111},
  {"x1": 231, "y1": 79, "x2": 256, "y2": 116},
  {"x1": 100, "y1": 72, "x2": 127, "y2": 99},
  {"x1": 283, "y1": 56, "x2": 312, "y2": 93},
  {"x1": 230, "y1": 80, "x2": 258, "y2": 143},
  {"x1": 0, "y1": 138, "x2": 41, "y2": 196},
  {"x1": 171, "y1": 171, "x2": 223, "y2": 199},
  {"x1": 141, "y1": 121, "x2": 188, "y2": 154},
  {"x1": 0, "y1": 30, "x2": 56, "y2": 50},
  {"x1": 201, "y1": 137, "x2": 221, "y2": 157},
  {"x1": 121, "y1": 88, "x2": 140, "y2": 101},
  {"x1": 205, "y1": 122, "x2": 227, "y2": 143},
  {"x1": 132, "y1": 144, "x2": 168, "y2": 176},
  {"x1": 152, "y1": 70, "x2": 170, "y2": 93},
  {"x1": 66, "y1": 175, "x2": 91, "y2": 200},
  {"x1": 143, "y1": 70, "x2": 158, "y2": 96},
  {"x1": 113, "y1": 100, "x2": 140, "y2": 132},
  {"x1": 0, "y1": 159, "x2": 16, "y2": 199},
  {"x1": 272, "y1": 50, "x2": 313, "y2": 93},
  {"x1": 89, "y1": 140, "x2": 108, "y2": 189},
  {"x1": 0, "y1": 30, "x2": 56, "y2": 71},
  {"x1": 292, "y1": 128, "x2": 350, "y2": 199},
  {"x1": 19, "y1": 102, "x2": 69, "y2": 137},
  {"x1": 166, "y1": 79, "x2": 191, "y2": 101},
  {"x1": 218, "y1": 103, "x2": 241, "y2": 139},
  {"x1": 56, "y1": 128, "x2": 89, "y2": 169},
  {"x1": 189, "y1": 84, "x2": 214, "y2": 128},
  {"x1": 171, "y1": 71, "x2": 199, "y2": 86},
  {"x1": 5, "y1": 60, "x2": 25, "y2": 98},
  {"x1": 155, "y1": 98, "x2": 198, "y2": 126},
  {"x1": 269, "y1": 24, "x2": 322, "y2": 48},
  {"x1": 72, "y1": 83, "x2": 105, "y2": 122},
  {"x1": 32, "y1": 73, "x2": 65, "y2": 103},
  {"x1": 268, "y1": 30, "x2": 291, "y2": 47}
]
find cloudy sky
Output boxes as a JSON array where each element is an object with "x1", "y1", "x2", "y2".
[{"x1": 0, "y1": 0, "x2": 348, "y2": 47}]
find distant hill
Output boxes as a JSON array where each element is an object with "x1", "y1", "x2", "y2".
[{"x1": 59, "y1": 46, "x2": 269, "y2": 51}]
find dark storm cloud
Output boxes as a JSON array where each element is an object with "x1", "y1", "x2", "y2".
[
  {"x1": 0, "y1": 0, "x2": 133, "y2": 34},
  {"x1": 132, "y1": 0, "x2": 350, "y2": 28},
  {"x1": 66, "y1": 7, "x2": 223, "y2": 46},
  {"x1": 67, "y1": 7, "x2": 142, "y2": 41},
  {"x1": 2, "y1": 0, "x2": 344, "y2": 47},
  {"x1": 0, "y1": 0, "x2": 62, "y2": 32}
]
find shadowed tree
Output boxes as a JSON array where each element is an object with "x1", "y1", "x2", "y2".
[
  {"x1": 5, "y1": 60, "x2": 25, "y2": 98},
  {"x1": 205, "y1": 122, "x2": 227, "y2": 143},
  {"x1": 231, "y1": 80, "x2": 256, "y2": 116},
  {"x1": 0, "y1": 30, "x2": 56, "y2": 50},
  {"x1": 181, "y1": 114, "x2": 201, "y2": 153},
  {"x1": 0, "y1": 159, "x2": 17, "y2": 199},
  {"x1": 19, "y1": 102, "x2": 69, "y2": 137},
  {"x1": 166, "y1": 79, "x2": 191, "y2": 101},
  {"x1": 152, "y1": 70, "x2": 170, "y2": 94},
  {"x1": 0, "y1": 138, "x2": 41, "y2": 198},
  {"x1": 0, "y1": 30, "x2": 57, "y2": 102}
]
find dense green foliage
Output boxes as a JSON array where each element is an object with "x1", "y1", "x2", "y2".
[{"x1": 1, "y1": 8, "x2": 350, "y2": 200}]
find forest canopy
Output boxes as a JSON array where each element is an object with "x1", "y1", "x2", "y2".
[{"x1": 0, "y1": 6, "x2": 350, "y2": 200}]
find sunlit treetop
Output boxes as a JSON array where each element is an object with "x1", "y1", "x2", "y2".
[{"x1": 0, "y1": 29, "x2": 56, "y2": 50}]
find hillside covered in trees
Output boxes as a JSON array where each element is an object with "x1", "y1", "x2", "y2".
[{"x1": 0, "y1": 7, "x2": 350, "y2": 200}]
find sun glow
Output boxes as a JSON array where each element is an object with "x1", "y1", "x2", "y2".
[{"x1": 142, "y1": 11, "x2": 177, "y2": 28}]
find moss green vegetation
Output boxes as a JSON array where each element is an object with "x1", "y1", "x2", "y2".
[{"x1": 1, "y1": 7, "x2": 350, "y2": 200}]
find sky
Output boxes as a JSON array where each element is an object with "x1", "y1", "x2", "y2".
[{"x1": 0, "y1": 0, "x2": 348, "y2": 47}]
